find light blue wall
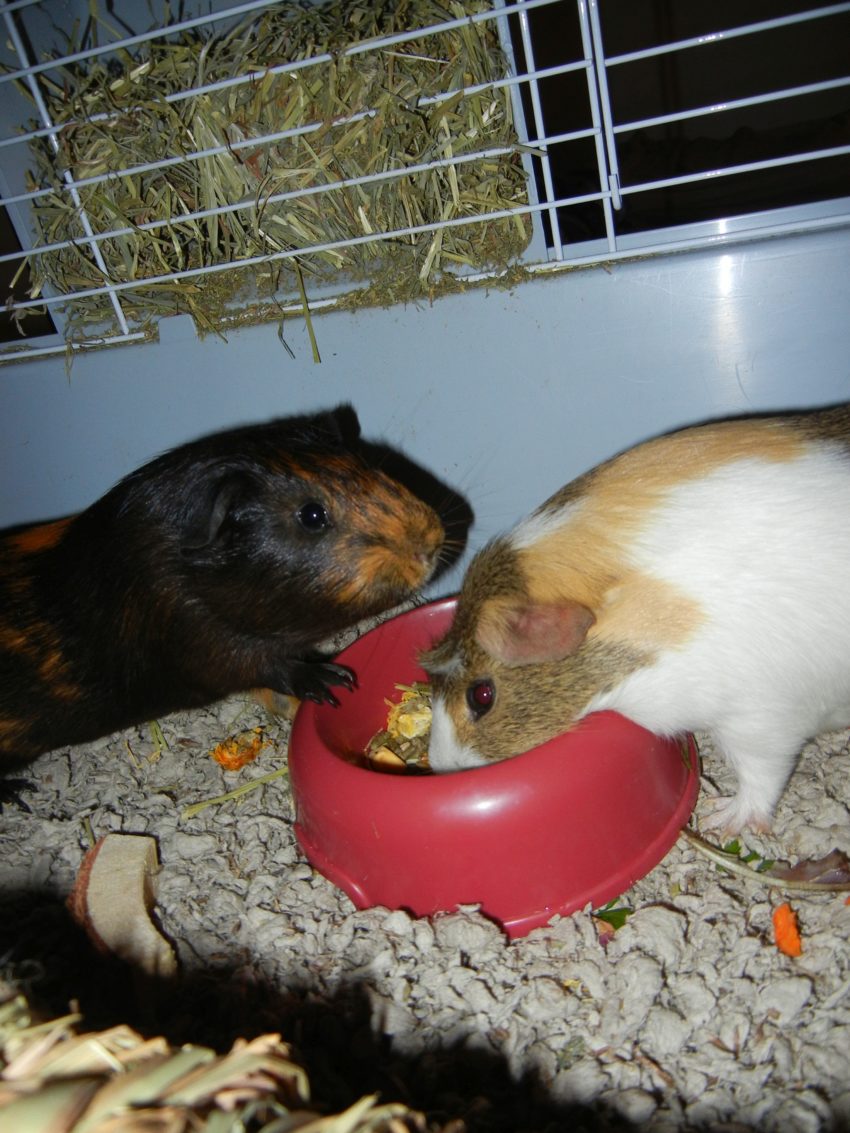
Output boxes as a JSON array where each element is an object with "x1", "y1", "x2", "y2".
[{"x1": 2, "y1": 225, "x2": 849, "y2": 593}]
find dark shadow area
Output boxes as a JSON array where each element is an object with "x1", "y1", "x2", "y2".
[
  {"x1": 0, "y1": 886, "x2": 625, "y2": 1133},
  {"x1": 0, "y1": 207, "x2": 56, "y2": 343}
]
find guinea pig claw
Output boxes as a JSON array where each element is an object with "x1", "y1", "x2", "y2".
[
  {"x1": 314, "y1": 688, "x2": 340, "y2": 707},
  {"x1": 0, "y1": 777, "x2": 35, "y2": 814},
  {"x1": 328, "y1": 663, "x2": 357, "y2": 690},
  {"x1": 288, "y1": 661, "x2": 356, "y2": 706}
]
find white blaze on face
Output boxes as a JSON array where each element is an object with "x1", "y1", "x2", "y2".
[{"x1": 427, "y1": 696, "x2": 488, "y2": 773}]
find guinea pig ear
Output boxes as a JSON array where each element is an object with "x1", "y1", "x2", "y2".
[
  {"x1": 333, "y1": 403, "x2": 361, "y2": 440},
  {"x1": 180, "y1": 472, "x2": 252, "y2": 553},
  {"x1": 318, "y1": 403, "x2": 361, "y2": 447},
  {"x1": 476, "y1": 599, "x2": 595, "y2": 666}
]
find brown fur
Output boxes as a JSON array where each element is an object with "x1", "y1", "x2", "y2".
[
  {"x1": 434, "y1": 633, "x2": 649, "y2": 759},
  {"x1": 500, "y1": 410, "x2": 826, "y2": 656},
  {"x1": 520, "y1": 414, "x2": 807, "y2": 622},
  {"x1": 9, "y1": 518, "x2": 72, "y2": 554},
  {"x1": 1, "y1": 406, "x2": 453, "y2": 763},
  {"x1": 425, "y1": 402, "x2": 850, "y2": 767}
]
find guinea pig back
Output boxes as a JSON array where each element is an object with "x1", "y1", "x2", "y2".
[
  {"x1": 425, "y1": 402, "x2": 850, "y2": 834},
  {"x1": 0, "y1": 404, "x2": 447, "y2": 762}
]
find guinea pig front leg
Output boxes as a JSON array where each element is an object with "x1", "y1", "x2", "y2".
[
  {"x1": 699, "y1": 724, "x2": 803, "y2": 836},
  {"x1": 272, "y1": 656, "x2": 356, "y2": 706}
]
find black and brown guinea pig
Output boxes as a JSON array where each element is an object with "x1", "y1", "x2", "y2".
[
  {"x1": 0, "y1": 404, "x2": 448, "y2": 763},
  {"x1": 424, "y1": 401, "x2": 850, "y2": 835}
]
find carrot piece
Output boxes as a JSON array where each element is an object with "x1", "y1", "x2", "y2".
[
  {"x1": 210, "y1": 727, "x2": 267, "y2": 771},
  {"x1": 772, "y1": 902, "x2": 803, "y2": 957}
]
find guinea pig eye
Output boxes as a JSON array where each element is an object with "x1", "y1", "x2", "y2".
[
  {"x1": 466, "y1": 678, "x2": 495, "y2": 719},
  {"x1": 297, "y1": 500, "x2": 330, "y2": 532}
]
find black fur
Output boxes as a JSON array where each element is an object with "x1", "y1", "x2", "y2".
[{"x1": 0, "y1": 405, "x2": 449, "y2": 762}]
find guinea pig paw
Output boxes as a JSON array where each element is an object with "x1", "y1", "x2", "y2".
[
  {"x1": 288, "y1": 661, "x2": 356, "y2": 706},
  {"x1": 0, "y1": 777, "x2": 35, "y2": 814},
  {"x1": 324, "y1": 662, "x2": 357, "y2": 690},
  {"x1": 699, "y1": 794, "x2": 772, "y2": 838}
]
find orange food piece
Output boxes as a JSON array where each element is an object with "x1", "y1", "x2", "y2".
[
  {"x1": 210, "y1": 727, "x2": 268, "y2": 771},
  {"x1": 772, "y1": 902, "x2": 803, "y2": 957}
]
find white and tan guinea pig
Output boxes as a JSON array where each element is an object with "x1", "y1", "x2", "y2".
[{"x1": 424, "y1": 402, "x2": 850, "y2": 835}]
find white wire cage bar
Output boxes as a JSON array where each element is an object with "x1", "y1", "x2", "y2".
[
  {"x1": 566, "y1": 0, "x2": 850, "y2": 262},
  {"x1": 0, "y1": 0, "x2": 560, "y2": 357},
  {"x1": 0, "y1": 0, "x2": 848, "y2": 362}
]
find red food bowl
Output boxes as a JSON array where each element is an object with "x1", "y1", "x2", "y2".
[{"x1": 289, "y1": 598, "x2": 699, "y2": 939}]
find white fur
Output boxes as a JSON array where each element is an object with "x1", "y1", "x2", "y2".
[
  {"x1": 510, "y1": 499, "x2": 583, "y2": 550},
  {"x1": 593, "y1": 448, "x2": 850, "y2": 827},
  {"x1": 429, "y1": 444, "x2": 850, "y2": 829},
  {"x1": 428, "y1": 698, "x2": 489, "y2": 772}
]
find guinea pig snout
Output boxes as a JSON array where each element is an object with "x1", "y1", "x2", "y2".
[
  {"x1": 416, "y1": 536, "x2": 444, "y2": 573},
  {"x1": 395, "y1": 539, "x2": 443, "y2": 589},
  {"x1": 337, "y1": 519, "x2": 443, "y2": 605},
  {"x1": 402, "y1": 512, "x2": 446, "y2": 579}
]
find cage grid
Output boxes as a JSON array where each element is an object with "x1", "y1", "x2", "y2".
[{"x1": 0, "y1": 0, "x2": 848, "y2": 363}]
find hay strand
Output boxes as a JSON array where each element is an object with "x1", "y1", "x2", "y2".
[{"x1": 14, "y1": 0, "x2": 530, "y2": 341}]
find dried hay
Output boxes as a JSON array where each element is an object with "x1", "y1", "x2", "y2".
[
  {"x1": 15, "y1": 0, "x2": 531, "y2": 342},
  {"x1": 0, "y1": 986, "x2": 438, "y2": 1132}
]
